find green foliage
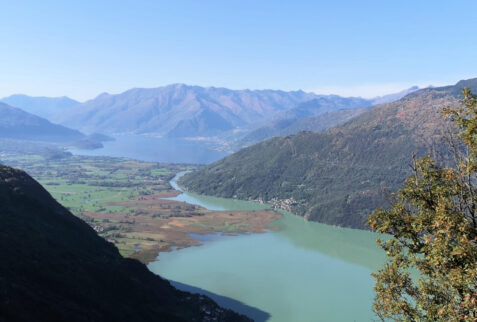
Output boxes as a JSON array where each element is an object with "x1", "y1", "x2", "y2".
[
  {"x1": 367, "y1": 89, "x2": 477, "y2": 321},
  {"x1": 181, "y1": 84, "x2": 469, "y2": 229}
]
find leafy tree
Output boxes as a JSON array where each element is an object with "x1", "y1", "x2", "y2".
[{"x1": 367, "y1": 89, "x2": 477, "y2": 321}]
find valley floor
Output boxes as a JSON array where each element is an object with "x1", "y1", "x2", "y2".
[{"x1": 1, "y1": 154, "x2": 280, "y2": 263}]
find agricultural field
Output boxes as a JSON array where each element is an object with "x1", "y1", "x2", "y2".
[{"x1": 1, "y1": 154, "x2": 280, "y2": 263}]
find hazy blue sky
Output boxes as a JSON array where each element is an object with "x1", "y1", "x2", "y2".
[{"x1": 1, "y1": 0, "x2": 476, "y2": 101}]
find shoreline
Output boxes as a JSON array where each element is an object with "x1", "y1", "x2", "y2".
[{"x1": 128, "y1": 173, "x2": 283, "y2": 263}]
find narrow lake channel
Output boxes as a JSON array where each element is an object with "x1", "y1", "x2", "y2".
[{"x1": 147, "y1": 172, "x2": 385, "y2": 321}]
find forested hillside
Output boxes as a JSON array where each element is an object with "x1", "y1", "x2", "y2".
[{"x1": 181, "y1": 79, "x2": 477, "y2": 229}]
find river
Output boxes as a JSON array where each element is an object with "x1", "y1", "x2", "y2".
[{"x1": 147, "y1": 172, "x2": 386, "y2": 321}]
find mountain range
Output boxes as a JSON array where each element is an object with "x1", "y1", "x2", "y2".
[
  {"x1": 233, "y1": 86, "x2": 420, "y2": 147},
  {"x1": 0, "y1": 164, "x2": 249, "y2": 321},
  {"x1": 1, "y1": 85, "x2": 419, "y2": 146},
  {"x1": 52, "y1": 84, "x2": 319, "y2": 136},
  {"x1": 50, "y1": 84, "x2": 417, "y2": 139},
  {"x1": 234, "y1": 98, "x2": 372, "y2": 147},
  {"x1": 179, "y1": 79, "x2": 477, "y2": 229},
  {"x1": 0, "y1": 102, "x2": 84, "y2": 143},
  {"x1": 1, "y1": 94, "x2": 80, "y2": 120}
]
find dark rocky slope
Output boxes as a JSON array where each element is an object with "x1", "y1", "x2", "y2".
[{"x1": 0, "y1": 164, "x2": 250, "y2": 322}]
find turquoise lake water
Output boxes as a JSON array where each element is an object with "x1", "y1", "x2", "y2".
[{"x1": 147, "y1": 173, "x2": 385, "y2": 321}]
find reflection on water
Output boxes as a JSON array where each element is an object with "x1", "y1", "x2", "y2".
[
  {"x1": 168, "y1": 171, "x2": 384, "y2": 270},
  {"x1": 148, "y1": 172, "x2": 385, "y2": 321},
  {"x1": 273, "y1": 211, "x2": 386, "y2": 271}
]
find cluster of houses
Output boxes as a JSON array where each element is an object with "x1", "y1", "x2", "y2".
[{"x1": 252, "y1": 196, "x2": 297, "y2": 213}]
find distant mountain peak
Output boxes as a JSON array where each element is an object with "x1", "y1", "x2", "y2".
[
  {"x1": 180, "y1": 79, "x2": 470, "y2": 230},
  {"x1": 454, "y1": 77, "x2": 477, "y2": 88},
  {"x1": 94, "y1": 92, "x2": 111, "y2": 99},
  {"x1": 0, "y1": 94, "x2": 79, "y2": 120},
  {"x1": 0, "y1": 102, "x2": 84, "y2": 142},
  {"x1": 370, "y1": 86, "x2": 420, "y2": 105},
  {"x1": 53, "y1": 85, "x2": 322, "y2": 137}
]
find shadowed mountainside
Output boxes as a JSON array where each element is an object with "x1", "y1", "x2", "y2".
[
  {"x1": 0, "y1": 164, "x2": 250, "y2": 322},
  {"x1": 0, "y1": 102, "x2": 84, "y2": 143},
  {"x1": 1, "y1": 94, "x2": 79, "y2": 120},
  {"x1": 180, "y1": 79, "x2": 477, "y2": 229}
]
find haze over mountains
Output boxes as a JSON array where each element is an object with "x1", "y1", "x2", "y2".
[
  {"x1": 52, "y1": 84, "x2": 318, "y2": 136},
  {"x1": 236, "y1": 86, "x2": 420, "y2": 146},
  {"x1": 180, "y1": 79, "x2": 477, "y2": 229},
  {"x1": 367, "y1": 85, "x2": 419, "y2": 105},
  {"x1": 48, "y1": 84, "x2": 418, "y2": 140},
  {"x1": 0, "y1": 101, "x2": 115, "y2": 154},
  {"x1": 0, "y1": 102, "x2": 84, "y2": 143},
  {"x1": 1, "y1": 94, "x2": 79, "y2": 120},
  {"x1": 0, "y1": 84, "x2": 420, "y2": 151}
]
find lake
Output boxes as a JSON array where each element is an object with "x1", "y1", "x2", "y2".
[
  {"x1": 70, "y1": 135, "x2": 229, "y2": 164},
  {"x1": 148, "y1": 173, "x2": 386, "y2": 321}
]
